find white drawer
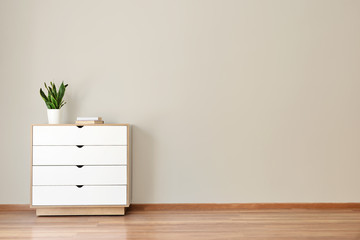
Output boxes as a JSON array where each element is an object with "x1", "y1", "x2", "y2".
[
  {"x1": 32, "y1": 186, "x2": 127, "y2": 206},
  {"x1": 32, "y1": 126, "x2": 127, "y2": 146},
  {"x1": 33, "y1": 166, "x2": 127, "y2": 185},
  {"x1": 33, "y1": 146, "x2": 127, "y2": 165}
]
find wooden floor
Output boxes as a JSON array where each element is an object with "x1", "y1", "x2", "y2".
[{"x1": 1, "y1": 208, "x2": 360, "y2": 239}]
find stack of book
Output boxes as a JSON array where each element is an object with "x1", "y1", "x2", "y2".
[{"x1": 75, "y1": 117, "x2": 104, "y2": 125}]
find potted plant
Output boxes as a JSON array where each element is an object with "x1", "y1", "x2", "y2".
[{"x1": 40, "y1": 81, "x2": 68, "y2": 124}]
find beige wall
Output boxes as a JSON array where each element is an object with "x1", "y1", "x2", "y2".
[{"x1": 1, "y1": 0, "x2": 360, "y2": 204}]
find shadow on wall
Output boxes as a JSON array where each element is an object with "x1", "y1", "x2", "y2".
[{"x1": 131, "y1": 125, "x2": 155, "y2": 203}]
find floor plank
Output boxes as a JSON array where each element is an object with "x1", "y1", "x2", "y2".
[{"x1": 1, "y1": 209, "x2": 360, "y2": 239}]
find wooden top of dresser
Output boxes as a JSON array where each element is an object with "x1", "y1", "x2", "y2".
[{"x1": 32, "y1": 124, "x2": 130, "y2": 126}]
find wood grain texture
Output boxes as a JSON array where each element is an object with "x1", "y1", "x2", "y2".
[
  {"x1": 129, "y1": 203, "x2": 360, "y2": 211},
  {"x1": 1, "y1": 207, "x2": 360, "y2": 239},
  {"x1": 127, "y1": 125, "x2": 131, "y2": 205},
  {"x1": 3, "y1": 203, "x2": 360, "y2": 211},
  {"x1": 36, "y1": 207, "x2": 125, "y2": 216},
  {"x1": 0, "y1": 204, "x2": 32, "y2": 211}
]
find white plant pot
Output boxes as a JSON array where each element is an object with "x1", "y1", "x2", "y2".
[{"x1": 47, "y1": 109, "x2": 61, "y2": 124}]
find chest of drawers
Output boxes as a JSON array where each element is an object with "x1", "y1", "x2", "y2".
[{"x1": 30, "y1": 124, "x2": 131, "y2": 216}]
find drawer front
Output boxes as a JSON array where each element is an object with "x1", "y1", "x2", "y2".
[
  {"x1": 32, "y1": 126, "x2": 127, "y2": 146},
  {"x1": 33, "y1": 146, "x2": 127, "y2": 165},
  {"x1": 32, "y1": 186, "x2": 127, "y2": 206},
  {"x1": 33, "y1": 166, "x2": 127, "y2": 185}
]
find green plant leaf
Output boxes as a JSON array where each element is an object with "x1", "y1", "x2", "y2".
[
  {"x1": 51, "y1": 82, "x2": 57, "y2": 99},
  {"x1": 58, "y1": 82, "x2": 65, "y2": 98},
  {"x1": 41, "y1": 82, "x2": 68, "y2": 109},
  {"x1": 45, "y1": 102, "x2": 51, "y2": 109},
  {"x1": 50, "y1": 95, "x2": 59, "y2": 109},
  {"x1": 51, "y1": 90, "x2": 57, "y2": 100},
  {"x1": 44, "y1": 82, "x2": 49, "y2": 92},
  {"x1": 46, "y1": 101, "x2": 55, "y2": 109},
  {"x1": 60, "y1": 101, "x2": 67, "y2": 108},
  {"x1": 58, "y1": 82, "x2": 65, "y2": 105},
  {"x1": 44, "y1": 83, "x2": 53, "y2": 98},
  {"x1": 40, "y1": 88, "x2": 48, "y2": 102},
  {"x1": 49, "y1": 86, "x2": 56, "y2": 99}
]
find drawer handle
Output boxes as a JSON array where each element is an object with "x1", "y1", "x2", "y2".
[
  {"x1": 76, "y1": 165, "x2": 84, "y2": 168},
  {"x1": 76, "y1": 145, "x2": 84, "y2": 148},
  {"x1": 76, "y1": 125, "x2": 84, "y2": 128},
  {"x1": 76, "y1": 185, "x2": 84, "y2": 188}
]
